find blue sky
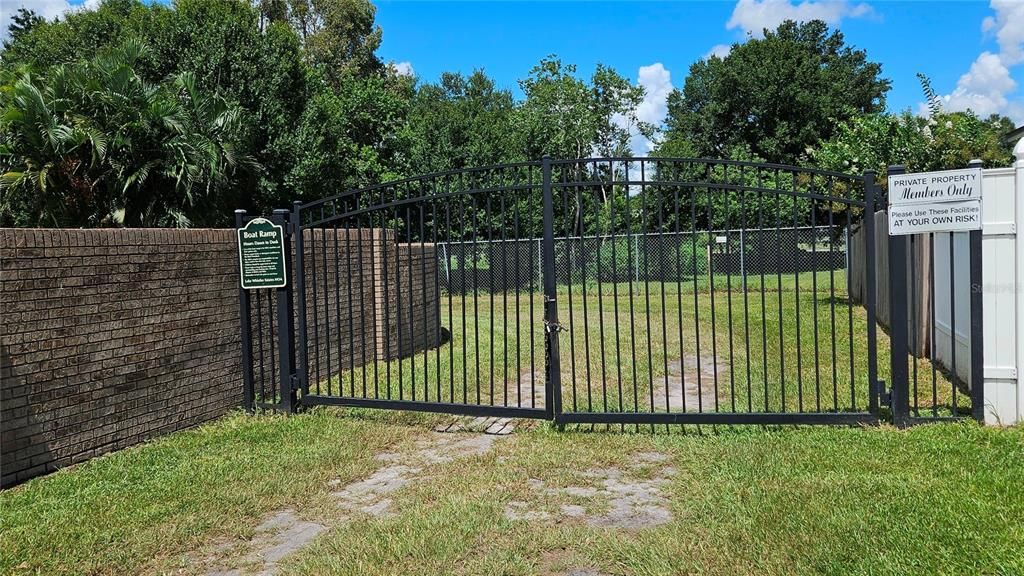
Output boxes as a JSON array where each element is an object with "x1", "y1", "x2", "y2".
[
  {"x1": 375, "y1": 1, "x2": 1013, "y2": 115},
  {"x1": 7, "y1": 0, "x2": 1024, "y2": 139}
]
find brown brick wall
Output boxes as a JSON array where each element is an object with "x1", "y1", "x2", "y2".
[
  {"x1": 392, "y1": 243, "x2": 441, "y2": 358},
  {"x1": 0, "y1": 227, "x2": 440, "y2": 487},
  {"x1": 0, "y1": 228, "x2": 241, "y2": 487},
  {"x1": 297, "y1": 231, "x2": 440, "y2": 387}
]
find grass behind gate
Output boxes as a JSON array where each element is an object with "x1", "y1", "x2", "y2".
[
  {"x1": 323, "y1": 270, "x2": 960, "y2": 416},
  {"x1": 1, "y1": 413, "x2": 1022, "y2": 575}
]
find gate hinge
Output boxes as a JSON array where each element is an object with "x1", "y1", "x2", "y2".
[
  {"x1": 289, "y1": 374, "x2": 302, "y2": 392},
  {"x1": 876, "y1": 380, "x2": 891, "y2": 407}
]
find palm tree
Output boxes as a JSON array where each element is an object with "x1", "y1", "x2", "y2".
[{"x1": 0, "y1": 40, "x2": 258, "y2": 227}]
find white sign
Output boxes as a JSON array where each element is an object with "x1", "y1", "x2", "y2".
[
  {"x1": 888, "y1": 200, "x2": 981, "y2": 235},
  {"x1": 888, "y1": 168, "x2": 982, "y2": 235}
]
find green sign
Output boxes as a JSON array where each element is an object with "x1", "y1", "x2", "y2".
[{"x1": 237, "y1": 217, "x2": 287, "y2": 289}]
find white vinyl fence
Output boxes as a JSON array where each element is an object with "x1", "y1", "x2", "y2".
[
  {"x1": 963, "y1": 153, "x2": 1021, "y2": 425},
  {"x1": 929, "y1": 145, "x2": 1022, "y2": 425}
]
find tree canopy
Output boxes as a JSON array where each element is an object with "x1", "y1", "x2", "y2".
[
  {"x1": 1, "y1": 41, "x2": 254, "y2": 226},
  {"x1": 659, "y1": 20, "x2": 891, "y2": 164},
  {"x1": 1, "y1": 5, "x2": 1018, "y2": 229},
  {"x1": 814, "y1": 111, "x2": 1016, "y2": 183}
]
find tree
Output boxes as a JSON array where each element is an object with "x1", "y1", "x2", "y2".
[
  {"x1": 0, "y1": 0, "x2": 411, "y2": 218},
  {"x1": 0, "y1": 0, "x2": 311, "y2": 213},
  {"x1": 256, "y1": 0, "x2": 383, "y2": 82},
  {"x1": 924, "y1": 112, "x2": 1015, "y2": 170},
  {"x1": 405, "y1": 70, "x2": 520, "y2": 174},
  {"x1": 514, "y1": 57, "x2": 656, "y2": 238},
  {"x1": 814, "y1": 111, "x2": 1015, "y2": 184},
  {"x1": 516, "y1": 57, "x2": 600, "y2": 161},
  {"x1": 0, "y1": 0, "x2": 158, "y2": 67},
  {"x1": 0, "y1": 42, "x2": 257, "y2": 227},
  {"x1": 660, "y1": 19, "x2": 890, "y2": 164},
  {"x1": 280, "y1": 68, "x2": 413, "y2": 203},
  {"x1": 3, "y1": 8, "x2": 44, "y2": 48},
  {"x1": 516, "y1": 57, "x2": 651, "y2": 160}
]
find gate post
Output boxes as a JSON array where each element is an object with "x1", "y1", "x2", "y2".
[
  {"x1": 863, "y1": 171, "x2": 880, "y2": 415},
  {"x1": 292, "y1": 201, "x2": 309, "y2": 397},
  {"x1": 887, "y1": 165, "x2": 911, "y2": 427},
  {"x1": 967, "y1": 159, "x2": 985, "y2": 422},
  {"x1": 272, "y1": 208, "x2": 298, "y2": 414},
  {"x1": 541, "y1": 156, "x2": 564, "y2": 422},
  {"x1": 236, "y1": 210, "x2": 255, "y2": 413}
]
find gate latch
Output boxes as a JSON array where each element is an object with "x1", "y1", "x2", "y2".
[
  {"x1": 544, "y1": 319, "x2": 567, "y2": 333},
  {"x1": 876, "y1": 380, "x2": 891, "y2": 407}
]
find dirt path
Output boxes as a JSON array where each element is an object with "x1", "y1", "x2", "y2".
[
  {"x1": 197, "y1": 432, "x2": 503, "y2": 576},
  {"x1": 504, "y1": 450, "x2": 676, "y2": 530},
  {"x1": 194, "y1": 356, "x2": 710, "y2": 575},
  {"x1": 649, "y1": 352, "x2": 729, "y2": 412}
]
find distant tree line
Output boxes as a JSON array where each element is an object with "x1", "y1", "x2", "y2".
[{"x1": 0, "y1": 1, "x2": 1016, "y2": 228}]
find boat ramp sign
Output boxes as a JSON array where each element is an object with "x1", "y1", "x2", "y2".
[{"x1": 237, "y1": 217, "x2": 287, "y2": 289}]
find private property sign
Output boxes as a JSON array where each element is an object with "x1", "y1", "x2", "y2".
[
  {"x1": 237, "y1": 217, "x2": 287, "y2": 289},
  {"x1": 888, "y1": 168, "x2": 982, "y2": 235}
]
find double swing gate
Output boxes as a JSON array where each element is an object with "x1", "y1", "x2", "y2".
[{"x1": 238, "y1": 158, "x2": 984, "y2": 427}]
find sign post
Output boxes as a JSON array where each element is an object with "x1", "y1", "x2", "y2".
[
  {"x1": 237, "y1": 217, "x2": 288, "y2": 289},
  {"x1": 888, "y1": 167, "x2": 982, "y2": 235}
]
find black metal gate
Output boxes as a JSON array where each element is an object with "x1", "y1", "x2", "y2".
[{"x1": 236, "y1": 158, "x2": 984, "y2": 426}]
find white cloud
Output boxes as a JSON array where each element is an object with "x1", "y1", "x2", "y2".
[
  {"x1": 941, "y1": 52, "x2": 1016, "y2": 117},
  {"x1": 391, "y1": 61, "x2": 415, "y2": 77},
  {"x1": 726, "y1": 0, "x2": 874, "y2": 38},
  {"x1": 929, "y1": 1, "x2": 1024, "y2": 124},
  {"x1": 705, "y1": 44, "x2": 732, "y2": 59},
  {"x1": 635, "y1": 63, "x2": 673, "y2": 129},
  {"x1": 614, "y1": 62, "x2": 673, "y2": 159},
  {"x1": 609, "y1": 63, "x2": 674, "y2": 190},
  {"x1": 983, "y1": 0, "x2": 1024, "y2": 65},
  {"x1": 1, "y1": 0, "x2": 98, "y2": 42}
]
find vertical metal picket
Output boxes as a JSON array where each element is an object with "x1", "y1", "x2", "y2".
[
  {"x1": 272, "y1": 208, "x2": 298, "y2": 414},
  {"x1": 235, "y1": 209, "x2": 255, "y2": 413},
  {"x1": 541, "y1": 156, "x2": 564, "y2": 421},
  {"x1": 887, "y1": 165, "x2": 911, "y2": 427}
]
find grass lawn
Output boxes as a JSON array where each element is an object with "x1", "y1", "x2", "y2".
[
  {"x1": 320, "y1": 270, "x2": 960, "y2": 416},
  {"x1": 0, "y1": 412, "x2": 1021, "y2": 575}
]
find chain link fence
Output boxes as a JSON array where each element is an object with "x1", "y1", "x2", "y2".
[{"x1": 435, "y1": 226, "x2": 848, "y2": 294}]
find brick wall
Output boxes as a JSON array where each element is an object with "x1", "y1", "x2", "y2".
[
  {"x1": 392, "y1": 243, "x2": 441, "y2": 357},
  {"x1": 0, "y1": 228, "x2": 241, "y2": 487},
  {"x1": 1, "y1": 227, "x2": 441, "y2": 487},
  {"x1": 294, "y1": 231, "x2": 439, "y2": 386},
  {"x1": 298, "y1": 228, "x2": 386, "y2": 386}
]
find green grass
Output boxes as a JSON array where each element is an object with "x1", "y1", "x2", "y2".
[
  {"x1": 324, "y1": 270, "x2": 961, "y2": 416},
  {"x1": 2, "y1": 412, "x2": 1022, "y2": 575},
  {"x1": 0, "y1": 411, "x2": 424, "y2": 576}
]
